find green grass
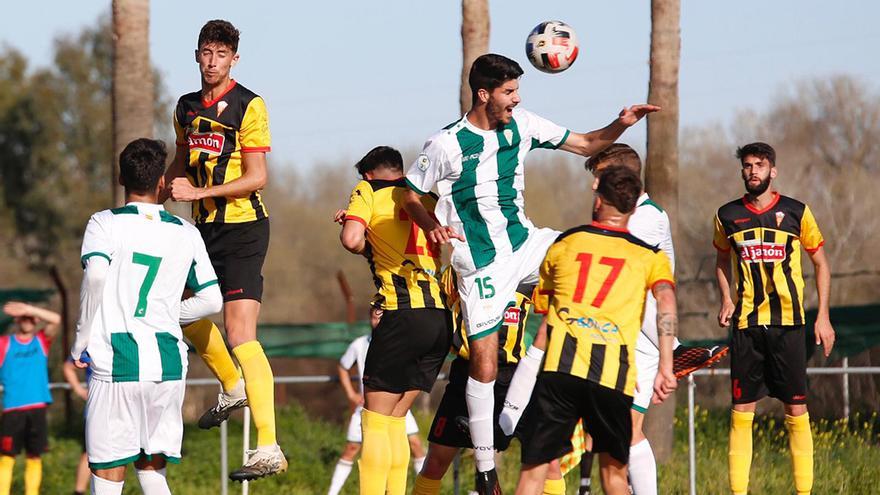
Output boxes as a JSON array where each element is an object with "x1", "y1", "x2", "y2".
[{"x1": 10, "y1": 405, "x2": 880, "y2": 493}]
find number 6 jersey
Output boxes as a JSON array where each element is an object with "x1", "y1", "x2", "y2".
[{"x1": 78, "y1": 203, "x2": 219, "y2": 382}]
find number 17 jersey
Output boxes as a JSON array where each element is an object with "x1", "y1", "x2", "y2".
[
  {"x1": 345, "y1": 178, "x2": 445, "y2": 311},
  {"x1": 79, "y1": 203, "x2": 218, "y2": 383}
]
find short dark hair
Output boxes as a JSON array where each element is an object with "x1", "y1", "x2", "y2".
[
  {"x1": 119, "y1": 138, "x2": 167, "y2": 193},
  {"x1": 198, "y1": 20, "x2": 240, "y2": 52},
  {"x1": 469, "y1": 54, "x2": 524, "y2": 103},
  {"x1": 586, "y1": 143, "x2": 642, "y2": 175},
  {"x1": 595, "y1": 165, "x2": 642, "y2": 214},
  {"x1": 355, "y1": 146, "x2": 403, "y2": 177},
  {"x1": 736, "y1": 142, "x2": 776, "y2": 166}
]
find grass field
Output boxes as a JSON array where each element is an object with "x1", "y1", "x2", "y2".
[{"x1": 12, "y1": 404, "x2": 880, "y2": 494}]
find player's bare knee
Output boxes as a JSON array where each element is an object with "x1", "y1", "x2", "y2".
[
  {"x1": 341, "y1": 442, "x2": 360, "y2": 461},
  {"x1": 732, "y1": 402, "x2": 757, "y2": 413},
  {"x1": 421, "y1": 444, "x2": 456, "y2": 478},
  {"x1": 468, "y1": 334, "x2": 499, "y2": 382},
  {"x1": 92, "y1": 466, "x2": 126, "y2": 482},
  {"x1": 630, "y1": 410, "x2": 646, "y2": 444},
  {"x1": 784, "y1": 403, "x2": 808, "y2": 416},
  {"x1": 134, "y1": 455, "x2": 166, "y2": 471}
]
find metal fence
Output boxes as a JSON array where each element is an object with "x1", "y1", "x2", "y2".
[{"x1": 40, "y1": 365, "x2": 880, "y2": 495}]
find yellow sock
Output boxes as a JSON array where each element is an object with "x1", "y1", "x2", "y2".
[
  {"x1": 0, "y1": 456, "x2": 14, "y2": 495},
  {"x1": 729, "y1": 410, "x2": 754, "y2": 495},
  {"x1": 386, "y1": 416, "x2": 410, "y2": 495},
  {"x1": 359, "y1": 409, "x2": 392, "y2": 495},
  {"x1": 785, "y1": 413, "x2": 813, "y2": 495},
  {"x1": 412, "y1": 474, "x2": 442, "y2": 495},
  {"x1": 232, "y1": 341, "x2": 276, "y2": 446},
  {"x1": 24, "y1": 457, "x2": 40, "y2": 495},
  {"x1": 542, "y1": 476, "x2": 566, "y2": 495},
  {"x1": 183, "y1": 319, "x2": 241, "y2": 392}
]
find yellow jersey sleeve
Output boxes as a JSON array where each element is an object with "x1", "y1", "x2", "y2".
[
  {"x1": 534, "y1": 245, "x2": 558, "y2": 314},
  {"x1": 712, "y1": 213, "x2": 730, "y2": 251},
  {"x1": 240, "y1": 96, "x2": 271, "y2": 152},
  {"x1": 800, "y1": 205, "x2": 825, "y2": 253},
  {"x1": 647, "y1": 250, "x2": 675, "y2": 291},
  {"x1": 345, "y1": 181, "x2": 374, "y2": 227}
]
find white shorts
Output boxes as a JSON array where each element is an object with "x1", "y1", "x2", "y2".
[
  {"x1": 633, "y1": 331, "x2": 660, "y2": 413},
  {"x1": 86, "y1": 379, "x2": 185, "y2": 468},
  {"x1": 457, "y1": 228, "x2": 558, "y2": 339},
  {"x1": 346, "y1": 406, "x2": 419, "y2": 443}
]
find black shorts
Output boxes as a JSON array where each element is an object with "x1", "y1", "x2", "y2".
[
  {"x1": 0, "y1": 407, "x2": 48, "y2": 456},
  {"x1": 730, "y1": 325, "x2": 807, "y2": 404},
  {"x1": 196, "y1": 218, "x2": 269, "y2": 302},
  {"x1": 363, "y1": 308, "x2": 451, "y2": 394},
  {"x1": 428, "y1": 358, "x2": 524, "y2": 449},
  {"x1": 519, "y1": 372, "x2": 632, "y2": 466}
]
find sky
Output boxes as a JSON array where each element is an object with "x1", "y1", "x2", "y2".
[{"x1": 2, "y1": 1, "x2": 878, "y2": 170}]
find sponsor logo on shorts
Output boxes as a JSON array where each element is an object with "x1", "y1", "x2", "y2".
[
  {"x1": 791, "y1": 394, "x2": 807, "y2": 401},
  {"x1": 503, "y1": 307, "x2": 521, "y2": 325},
  {"x1": 475, "y1": 314, "x2": 502, "y2": 330},
  {"x1": 188, "y1": 132, "x2": 225, "y2": 155},
  {"x1": 225, "y1": 288, "x2": 244, "y2": 296},
  {"x1": 738, "y1": 240, "x2": 786, "y2": 263}
]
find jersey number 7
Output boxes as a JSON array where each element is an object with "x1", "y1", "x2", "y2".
[
  {"x1": 132, "y1": 252, "x2": 163, "y2": 318},
  {"x1": 572, "y1": 253, "x2": 624, "y2": 308}
]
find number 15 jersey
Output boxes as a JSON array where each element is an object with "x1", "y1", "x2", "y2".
[{"x1": 79, "y1": 203, "x2": 218, "y2": 383}]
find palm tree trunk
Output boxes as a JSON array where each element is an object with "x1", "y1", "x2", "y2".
[
  {"x1": 112, "y1": 0, "x2": 153, "y2": 207},
  {"x1": 644, "y1": 0, "x2": 680, "y2": 463},
  {"x1": 460, "y1": 0, "x2": 490, "y2": 116}
]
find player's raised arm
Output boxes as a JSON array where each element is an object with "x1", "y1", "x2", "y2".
[{"x1": 559, "y1": 104, "x2": 661, "y2": 157}]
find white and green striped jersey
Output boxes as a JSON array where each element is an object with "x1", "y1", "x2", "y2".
[
  {"x1": 406, "y1": 108, "x2": 569, "y2": 274},
  {"x1": 79, "y1": 203, "x2": 218, "y2": 383}
]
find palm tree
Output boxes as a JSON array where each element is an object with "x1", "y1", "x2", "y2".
[
  {"x1": 112, "y1": 0, "x2": 153, "y2": 207},
  {"x1": 644, "y1": 0, "x2": 681, "y2": 462},
  {"x1": 459, "y1": 0, "x2": 490, "y2": 116}
]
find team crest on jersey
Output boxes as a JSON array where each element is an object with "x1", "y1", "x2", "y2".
[
  {"x1": 775, "y1": 211, "x2": 785, "y2": 227},
  {"x1": 188, "y1": 132, "x2": 225, "y2": 155},
  {"x1": 503, "y1": 306, "x2": 521, "y2": 325},
  {"x1": 502, "y1": 129, "x2": 513, "y2": 144},
  {"x1": 217, "y1": 100, "x2": 228, "y2": 116},
  {"x1": 417, "y1": 153, "x2": 430, "y2": 171},
  {"x1": 739, "y1": 239, "x2": 786, "y2": 263}
]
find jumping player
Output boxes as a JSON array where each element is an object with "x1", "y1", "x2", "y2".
[
  {"x1": 514, "y1": 165, "x2": 677, "y2": 495},
  {"x1": 402, "y1": 53, "x2": 658, "y2": 492},
  {"x1": 164, "y1": 19, "x2": 286, "y2": 480},
  {"x1": 72, "y1": 138, "x2": 223, "y2": 494},
  {"x1": 337, "y1": 146, "x2": 450, "y2": 495},
  {"x1": 714, "y1": 142, "x2": 835, "y2": 495}
]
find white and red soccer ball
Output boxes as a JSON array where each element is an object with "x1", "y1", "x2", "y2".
[{"x1": 525, "y1": 21, "x2": 579, "y2": 73}]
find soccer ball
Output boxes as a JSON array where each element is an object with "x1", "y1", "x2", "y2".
[{"x1": 525, "y1": 21, "x2": 579, "y2": 73}]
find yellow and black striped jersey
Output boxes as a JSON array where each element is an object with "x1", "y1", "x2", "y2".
[
  {"x1": 174, "y1": 80, "x2": 271, "y2": 224},
  {"x1": 345, "y1": 178, "x2": 445, "y2": 311},
  {"x1": 535, "y1": 222, "x2": 674, "y2": 396},
  {"x1": 713, "y1": 193, "x2": 824, "y2": 330},
  {"x1": 441, "y1": 266, "x2": 533, "y2": 365}
]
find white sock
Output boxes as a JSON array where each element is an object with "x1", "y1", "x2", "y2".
[
  {"x1": 466, "y1": 377, "x2": 496, "y2": 472},
  {"x1": 499, "y1": 345, "x2": 544, "y2": 436},
  {"x1": 413, "y1": 455, "x2": 425, "y2": 476},
  {"x1": 629, "y1": 438, "x2": 657, "y2": 495},
  {"x1": 136, "y1": 468, "x2": 171, "y2": 495},
  {"x1": 327, "y1": 459, "x2": 353, "y2": 495},
  {"x1": 91, "y1": 475, "x2": 124, "y2": 495}
]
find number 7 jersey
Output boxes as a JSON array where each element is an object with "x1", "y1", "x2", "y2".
[
  {"x1": 345, "y1": 178, "x2": 445, "y2": 311},
  {"x1": 79, "y1": 203, "x2": 219, "y2": 382}
]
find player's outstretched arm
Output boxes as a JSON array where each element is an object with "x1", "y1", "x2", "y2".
[
  {"x1": 807, "y1": 246, "x2": 835, "y2": 357},
  {"x1": 401, "y1": 189, "x2": 463, "y2": 245},
  {"x1": 651, "y1": 281, "x2": 678, "y2": 404},
  {"x1": 559, "y1": 104, "x2": 661, "y2": 157},
  {"x1": 715, "y1": 249, "x2": 735, "y2": 328}
]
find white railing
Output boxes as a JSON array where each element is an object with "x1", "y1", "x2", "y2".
[{"x1": 686, "y1": 366, "x2": 880, "y2": 495}]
